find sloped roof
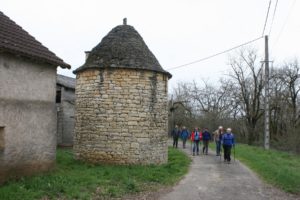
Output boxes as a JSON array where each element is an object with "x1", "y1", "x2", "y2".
[
  {"x1": 57, "y1": 74, "x2": 75, "y2": 89},
  {"x1": 0, "y1": 11, "x2": 70, "y2": 69},
  {"x1": 73, "y1": 24, "x2": 171, "y2": 78}
]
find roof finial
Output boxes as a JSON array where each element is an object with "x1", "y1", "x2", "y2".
[{"x1": 123, "y1": 18, "x2": 127, "y2": 25}]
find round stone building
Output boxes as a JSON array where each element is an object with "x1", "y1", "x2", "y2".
[{"x1": 73, "y1": 20, "x2": 172, "y2": 165}]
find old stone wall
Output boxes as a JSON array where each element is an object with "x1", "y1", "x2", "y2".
[
  {"x1": 56, "y1": 86, "x2": 75, "y2": 146},
  {"x1": 0, "y1": 53, "x2": 57, "y2": 183},
  {"x1": 74, "y1": 68, "x2": 169, "y2": 164},
  {"x1": 56, "y1": 100, "x2": 63, "y2": 145}
]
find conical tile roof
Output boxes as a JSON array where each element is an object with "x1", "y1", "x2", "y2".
[{"x1": 74, "y1": 24, "x2": 171, "y2": 78}]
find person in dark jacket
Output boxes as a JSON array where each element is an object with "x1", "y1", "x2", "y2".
[
  {"x1": 222, "y1": 128, "x2": 235, "y2": 163},
  {"x1": 172, "y1": 125, "x2": 181, "y2": 148},
  {"x1": 180, "y1": 126, "x2": 189, "y2": 149},
  {"x1": 202, "y1": 128, "x2": 211, "y2": 155}
]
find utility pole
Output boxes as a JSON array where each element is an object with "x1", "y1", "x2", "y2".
[{"x1": 264, "y1": 35, "x2": 270, "y2": 150}]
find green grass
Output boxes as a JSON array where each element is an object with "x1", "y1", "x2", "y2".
[
  {"x1": 0, "y1": 147, "x2": 191, "y2": 200},
  {"x1": 210, "y1": 142, "x2": 300, "y2": 194}
]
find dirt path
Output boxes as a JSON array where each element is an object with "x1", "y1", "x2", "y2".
[{"x1": 158, "y1": 142, "x2": 299, "y2": 200}]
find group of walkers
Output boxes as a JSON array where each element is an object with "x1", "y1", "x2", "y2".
[{"x1": 171, "y1": 125, "x2": 235, "y2": 163}]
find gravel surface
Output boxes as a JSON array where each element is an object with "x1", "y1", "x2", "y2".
[
  {"x1": 120, "y1": 142, "x2": 299, "y2": 200},
  {"x1": 158, "y1": 142, "x2": 300, "y2": 200}
]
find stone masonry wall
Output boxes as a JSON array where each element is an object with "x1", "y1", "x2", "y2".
[{"x1": 74, "y1": 68, "x2": 169, "y2": 164}]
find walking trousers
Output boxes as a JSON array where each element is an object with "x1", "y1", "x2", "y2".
[{"x1": 223, "y1": 145, "x2": 232, "y2": 161}]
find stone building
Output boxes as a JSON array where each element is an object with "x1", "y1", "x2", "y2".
[
  {"x1": 56, "y1": 74, "x2": 75, "y2": 147},
  {"x1": 73, "y1": 20, "x2": 172, "y2": 165},
  {"x1": 0, "y1": 11, "x2": 70, "y2": 183}
]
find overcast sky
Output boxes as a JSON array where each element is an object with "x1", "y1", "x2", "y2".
[{"x1": 2, "y1": 0, "x2": 299, "y2": 90}]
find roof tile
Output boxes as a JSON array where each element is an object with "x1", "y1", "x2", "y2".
[
  {"x1": 57, "y1": 74, "x2": 75, "y2": 89},
  {"x1": 0, "y1": 11, "x2": 70, "y2": 69},
  {"x1": 73, "y1": 24, "x2": 171, "y2": 78}
]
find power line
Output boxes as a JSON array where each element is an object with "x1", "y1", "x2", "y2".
[
  {"x1": 272, "y1": 0, "x2": 296, "y2": 48},
  {"x1": 262, "y1": 0, "x2": 272, "y2": 36},
  {"x1": 268, "y1": 0, "x2": 279, "y2": 36},
  {"x1": 166, "y1": 1, "x2": 272, "y2": 71},
  {"x1": 166, "y1": 36, "x2": 263, "y2": 71}
]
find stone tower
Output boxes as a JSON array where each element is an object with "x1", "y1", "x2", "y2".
[{"x1": 73, "y1": 21, "x2": 172, "y2": 164}]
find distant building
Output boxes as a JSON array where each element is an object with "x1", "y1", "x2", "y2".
[
  {"x1": 56, "y1": 74, "x2": 75, "y2": 147},
  {"x1": 0, "y1": 11, "x2": 70, "y2": 183},
  {"x1": 73, "y1": 19, "x2": 172, "y2": 165}
]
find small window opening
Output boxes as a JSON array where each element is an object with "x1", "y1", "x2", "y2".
[
  {"x1": 0, "y1": 127, "x2": 4, "y2": 151},
  {"x1": 56, "y1": 90, "x2": 61, "y2": 103}
]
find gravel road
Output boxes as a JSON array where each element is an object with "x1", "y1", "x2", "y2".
[{"x1": 158, "y1": 142, "x2": 299, "y2": 200}]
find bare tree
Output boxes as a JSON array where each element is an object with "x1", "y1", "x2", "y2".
[
  {"x1": 169, "y1": 53, "x2": 300, "y2": 153},
  {"x1": 269, "y1": 59, "x2": 300, "y2": 152},
  {"x1": 227, "y1": 48, "x2": 264, "y2": 144},
  {"x1": 169, "y1": 82, "x2": 195, "y2": 131},
  {"x1": 279, "y1": 60, "x2": 300, "y2": 126},
  {"x1": 269, "y1": 67, "x2": 286, "y2": 139}
]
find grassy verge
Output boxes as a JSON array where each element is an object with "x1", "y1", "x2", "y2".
[
  {"x1": 0, "y1": 147, "x2": 191, "y2": 200},
  {"x1": 210, "y1": 142, "x2": 300, "y2": 194}
]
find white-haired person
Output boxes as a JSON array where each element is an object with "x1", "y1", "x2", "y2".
[
  {"x1": 221, "y1": 128, "x2": 235, "y2": 163},
  {"x1": 213, "y1": 126, "x2": 224, "y2": 156}
]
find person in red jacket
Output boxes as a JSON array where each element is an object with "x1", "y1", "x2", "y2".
[{"x1": 190, "y1": 127, "x2": 202, "y2": 156}]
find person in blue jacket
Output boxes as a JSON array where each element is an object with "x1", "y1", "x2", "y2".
[
  {"x1": 222, "y1": 128, "x2": 235, "y2": 163},
  {"x1": 202, "y1": 128, "x2": 211, "y2": 155},
  {"x1": 180, "y1": 126, "x2": 189, "y2": 149}
]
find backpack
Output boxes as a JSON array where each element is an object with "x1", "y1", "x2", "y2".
[{"x1": 181, "y1": 130, "x2": 188, "y2": 139}]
